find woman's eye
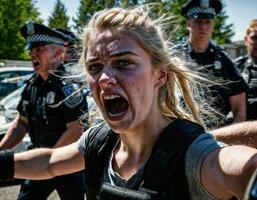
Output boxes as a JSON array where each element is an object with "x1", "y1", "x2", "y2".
[
  {"x1": 114, "y1": 60, "x2": 133, "y2": 68},
  {"x1": 87, "y1": 63, "x2": 103, "y2": 74}
]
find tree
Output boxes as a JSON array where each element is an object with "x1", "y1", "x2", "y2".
[
  {"x1": 48, "y1": 0, "x2": 70, "y2": 29},
  {"x1": 120, "y1": 0, "x2": 139, "y2": 7},
  {"x1": 213, "y1": 7, "x2": 235, "y2": 44},
  {"x1": 72, "y1": 0, "x2": 117, "y2": 32},
  {"x1": 0, "y1": 0, "x2": 42, "y2": 60},
  {"x1": 72, "y1": 0, "x2": 234, "y2": 44}
]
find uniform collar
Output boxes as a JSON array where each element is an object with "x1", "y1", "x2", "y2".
[
  {"x1": 33, "y1": 63, "x2": 65, "y2": 84},
  {"x1": 187, "y1": 41, "x2": 215, "y2": 55}
]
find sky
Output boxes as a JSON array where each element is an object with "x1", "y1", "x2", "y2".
[{"x1": 35, "y1": 0, "x2": 257, "y2": 42}]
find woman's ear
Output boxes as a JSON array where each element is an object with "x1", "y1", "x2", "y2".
[{"x1": 155, "y1": 67, "x2": 167, "y2": 88}]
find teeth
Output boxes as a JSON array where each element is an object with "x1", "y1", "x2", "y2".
[
  {"x1": 103, "y1": 95, "x2": 121, "y2": 100},
  {"x1": 108, "y1": 111, "x2": 125, "y2": 117}
]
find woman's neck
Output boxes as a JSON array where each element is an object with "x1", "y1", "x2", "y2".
[{"x1": 112, "y1": 115, "x2": 172, "y2": 179}]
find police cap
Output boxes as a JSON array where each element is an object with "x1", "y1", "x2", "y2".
[
  {"x1": 20, "y1": 21, "x2": 68, "y2": 50},
  {"x1": 181, "y1": 0, "x2": 222, "y2": 19},
  {"x1": 55, "y1": 28, "x2": 79, "y2": 47}
]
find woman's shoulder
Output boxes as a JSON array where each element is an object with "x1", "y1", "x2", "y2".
[
  {"x1": 185, "y1": 133, "x2": 227, "y2": 200},
  {"x1": 76, "y1": 123, "x2": 115, "y2": 155}
]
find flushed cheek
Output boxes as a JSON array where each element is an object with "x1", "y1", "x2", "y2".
[{"x1": 127, "y1": 81, "x2": 146, "y2": 109}]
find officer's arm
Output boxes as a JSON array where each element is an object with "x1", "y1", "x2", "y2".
[
  {"x1": 229, "y1": 92, "x2": 246, "y2": 123},
  {"x1": 14, "y1": 142, "x2": 84, "y2": 180},
  {"x1": 0, "y1": 114, "x2": 27, "y2": 150},
  {"x1": 53, "y1": 120, "x2": 83, "y2": 148},
  {"x1": 201, "y1": 145, "x2": 257, "y2": 199},
  {"x1": 212, "y1": 121, "x2": 257, "y2": 147}
]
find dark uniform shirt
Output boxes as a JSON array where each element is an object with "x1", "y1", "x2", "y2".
[
  {"x1": 17, "y1": 64, "x2": 88, "y2": 148},
  {"x1": 235, "y1": 55, "x2": 257, "y2": 119},
  {"x1": 181, "y1": 42, "x2": 248, "y2": 126}
]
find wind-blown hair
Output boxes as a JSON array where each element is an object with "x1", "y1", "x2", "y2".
[
  {"x1": 80, "y1": 6, "x2": 214, "y2": 128},
  {"x1": 246, "y1": 19, "x2": 257, "y2": 36}
]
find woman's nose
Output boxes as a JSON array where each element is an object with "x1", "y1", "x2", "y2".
[{"x1": 98, "y1": 69, "x2": 117, "y2": 88}]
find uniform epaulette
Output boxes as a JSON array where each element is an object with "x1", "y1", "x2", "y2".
[
  {"x1": 234, "y1": 55, "x2": 249, "y2": 70},
  {"x1": 234, "y1": 55, "x2": 248, "y2": 64}
]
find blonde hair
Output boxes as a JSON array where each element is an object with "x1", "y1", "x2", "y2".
[
  {"x1": 246, "y1": 19, "x2": 257, "y2": 36},
  {"x1": 80, "y1": 6, "x2": 214, "y2": 128}
]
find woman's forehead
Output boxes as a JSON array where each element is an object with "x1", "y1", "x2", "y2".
[{"x1": 85, "y1": 30, "x2": 142, "y2": 61}]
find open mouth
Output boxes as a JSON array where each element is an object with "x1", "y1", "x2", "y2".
[
  {"x1": 32, "y1": 61, "x2": 40, "y2": 67},
  {"x1": 103, "y1": 94, "x2": 129, "y2": 119}
]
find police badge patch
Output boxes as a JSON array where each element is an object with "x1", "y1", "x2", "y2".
[
  {"x1": 27, "y1": 20, "x2": 35, "y2": 35},
  {"x1": 46, "y1": 91, "x2": 55, "y2": 104},
  {"x1": 62, "y1": 83, "x2": 83, "y2": 108},
  {"x1": 214, "y1": 60, "x2": 222, "y2": 70},
  {"x1": 200, "y1": 0, "x2": 209, "y2": 8}
]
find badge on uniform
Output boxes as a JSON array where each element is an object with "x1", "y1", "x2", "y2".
[
  {"x1": 200, "y1": 0, "x2": 209, "y2": 8},
  {"x1": 27, "y1": 20, "x2": 35, "y2": 35},
  {"x1": 214, "y1": 60, "x2": 222, "y2": 70},
  {"x1": 62, "y1": 83, "x2": 83, "y2": 108},
  {"x1": 46, "y1": 91, "x2": 55, "y2": 104}
]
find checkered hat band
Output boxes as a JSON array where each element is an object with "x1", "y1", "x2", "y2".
[
  {"x1": 27, "y1": 34, "x2": 64, "y2": 45},
  {"x1": 187, "y1": 7, "x2": 216, "y2": 16}
]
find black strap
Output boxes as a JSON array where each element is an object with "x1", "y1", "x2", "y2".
[
  {"x1": 85, "y1": 123, "x2": 118, "y2": 198},
  {"x1": 139, "y1": 119, "x2": 204, "y2": 195},
  {"x1": 0, "y1": 150, "x2": 14, "y2": 180},
  {"x1": 99, "y1": 182, "x2": 152, "y2": 200}
]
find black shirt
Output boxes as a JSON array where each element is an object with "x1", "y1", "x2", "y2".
[
  {"x1": 182, "y1": 42, "x2": 248, "y2": 126},
  {"x1": 235, "y1": 55, "x2": 257, "y2": 119},
  {"x1": 17, "y1": 65, "x2": 88, "y2": 147}
]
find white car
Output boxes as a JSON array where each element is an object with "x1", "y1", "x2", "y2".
[
  {"x1": 0, "y1": 67, "x2": 33, "y2": 81},
  {"x1": 0, "y1": 67, "x2": 33, "y2": 98}
]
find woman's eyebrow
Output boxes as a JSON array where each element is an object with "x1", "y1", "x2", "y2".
[
  {"x1": 108, "y1": 51, "x2": 139, "y2": 58},
  {"x1": 87, "y1": 51, "x2": 140, "y2": 63}
]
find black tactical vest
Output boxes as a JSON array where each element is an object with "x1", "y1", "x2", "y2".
[
  {"x1": 84, "y1": 119, "x2": 205, "y2": 200},
  {"x1": 236, "y1": 56, "x2": 257, "y2": 119}
]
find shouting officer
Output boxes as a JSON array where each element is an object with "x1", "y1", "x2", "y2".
[
  {"x1": 0, "y1": 22, "x2": 87, "y2": 200},
  {"x1": 235, "y1": 19, "x2": 257, "y2": 120},
  {"x1": 180, "y1": 0, "x2": 248, "y2": 128}
]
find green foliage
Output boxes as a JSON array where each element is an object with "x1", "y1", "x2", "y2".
[
  {"x1": 48, "y1": 0, "x2": 69, "y2": 29},
  {"x1": 73, "y1": 0, "x2": 234, "y2": 44},
  {"x1": 120, "y1": 0, "x2": 139, "y2": 7},
  {"x1": 72, "y1": 0, "x2": 117, "y2": 32},
  {"x1": 0, "y1": 0, "x2": 42, "y2": 60}
]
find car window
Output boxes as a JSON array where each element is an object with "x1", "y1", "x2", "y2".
[
  {"x1": 19, "y1": 71, "x2": 33, "y2": 76},
  {"x1": 0, "y1": 71, "x2": 21, "y2": 81}
]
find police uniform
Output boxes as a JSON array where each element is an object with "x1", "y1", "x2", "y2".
[
  {"x1": 181, "y1": 0, "x2": 248, "y2": 127},
  {"x1": 17, "y1": 22, "x2": 87, "y2": 200},
  {"x1": 235, "y1": 55, "x2": 257, "y2": 119}
]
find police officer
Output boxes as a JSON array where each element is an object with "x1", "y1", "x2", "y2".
[
  {"x1": 181, "y1": 0, "x2": 248, "y2": 128},
  {"x1": 235, "y1": 19, "x2": 257, "y2": 120},
  {"x1": 55, "y1": 28, "x2": 80, "y2": 64},
  {"x1": 0, "y1": 22, "x2": 87, "y2": 200}
]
